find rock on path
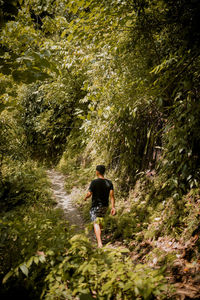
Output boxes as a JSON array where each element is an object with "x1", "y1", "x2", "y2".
[{"x1": 46, "y1": 169, "x2": 84, "y2": 231}]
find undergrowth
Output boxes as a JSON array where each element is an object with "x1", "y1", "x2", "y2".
[
  {"x1": 3, "y1": 234, "x2": 168, "y2": 300},
  {"x1": 1, "y1": 159, "x2": 170, "y2": 300},
  {"x1": 58, "y1": 144, "x2": 200, "y2": 275},
  {"x1": 0, "y1": 160, "x2": 72, "y2": 298}
]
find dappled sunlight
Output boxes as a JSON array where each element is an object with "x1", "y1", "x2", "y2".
[{"x1": 1, "y1": 0, "x2": 200, "y2": 299}]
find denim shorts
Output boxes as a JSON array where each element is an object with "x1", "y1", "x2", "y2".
[{"x1": 90, "y1": 206, "x2": 108, "y2": 222}]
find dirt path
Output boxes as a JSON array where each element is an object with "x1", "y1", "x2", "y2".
[
  {"x1": 46, "y1": 169, "x2": 85, "y2": 232},
  {"x1": 46, "y1": 169, "x2": 120, "y2": 246}
]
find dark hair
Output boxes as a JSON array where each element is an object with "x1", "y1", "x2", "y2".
[{"x1": 96, "y1": 165, "x2": 106, "y2": 175}]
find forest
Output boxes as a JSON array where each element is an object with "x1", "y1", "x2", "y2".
[{"x1": 0, "y1": 0, "x2": 200, "y2": 299}]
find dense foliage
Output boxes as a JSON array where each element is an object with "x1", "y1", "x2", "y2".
[{"x1": 1, "y1": 0, "x2": 200, "y2": 299}]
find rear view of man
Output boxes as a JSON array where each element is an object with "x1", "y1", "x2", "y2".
[{"x1": 84, "y1": 165, "x2": 116, "y2": 248}]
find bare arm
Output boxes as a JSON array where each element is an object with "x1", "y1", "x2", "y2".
[
  {"x1": 110, "y1": 190, "x2": 116, "y2": 215},
  {"x1": 84, "y1": 191, "x2": 92, "y2": 201}
]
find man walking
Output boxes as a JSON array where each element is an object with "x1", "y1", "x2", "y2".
[{"x1": 84, "y1": 165, "x2": 116, "y2": 248}]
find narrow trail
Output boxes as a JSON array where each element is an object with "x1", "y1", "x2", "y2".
[
  {"x1": 46, "y1": 169, "x2": 118, "y2": 247},
  {"x1": 46, "y1": 169, "x2": 85, "y2": 232}
]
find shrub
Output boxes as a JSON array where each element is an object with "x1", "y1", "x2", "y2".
[{"x1": 3, "y1": 234, "x2": 168, "y2": 300}]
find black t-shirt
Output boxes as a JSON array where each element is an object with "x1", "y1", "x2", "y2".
[{"x1": 89, "y1": 178, "x2": 114, "y2": 208}]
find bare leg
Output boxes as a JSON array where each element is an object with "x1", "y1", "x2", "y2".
[{"x1": 94, "y1": 223, "x2": 103, "y2": 248}]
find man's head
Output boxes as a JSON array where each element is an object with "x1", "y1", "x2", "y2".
[{"x1": 96, "y1": 165, "x2": 106, "y2": 176}]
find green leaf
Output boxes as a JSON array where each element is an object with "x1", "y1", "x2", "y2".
[
  {"x1": 19, "y1": 264, "x2": 29, "y2": 277},
  {"x1": 87, "y1": 113, "x2": 91, "y2": 120},
  {"x1": 2, "y1": 271, "x2": 13, "y2": 284},
  {"x1": 123, "y1": 281, "x2": 133, "y2": 291},
  {"x1": 78, "y1": 115, "x2": 85, "y2": 120},
  {"x1": 61, "y1": 29, "x2": 68, "y2": 38},
  {"x1": 89, "y1": 106, "x2": 94, "y2": 111},
  {"x1": 27, "y1": 257, "x2": 34, "y2": 268},
  {"x1": 72, "y1": 6, "x2": 78, "y2": 14},
  {"x1": 39, "y1": 255, "x2": 46, "y2": 263},
  {"x1": 98, "y1": 109, "x2": 103, "y2": 116},
  {"x1": 78, "y1": 0, "x2": 85, "y2": 7},
  {"x1": 34, "y1": 256, "x2": 39, "y2": 265},
  {"x1": 119, "y1": 248, "x2": 130, "y2": 253},
  {"x1": 67, "y1": 34, "x2": 73, "y2": 42}
]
